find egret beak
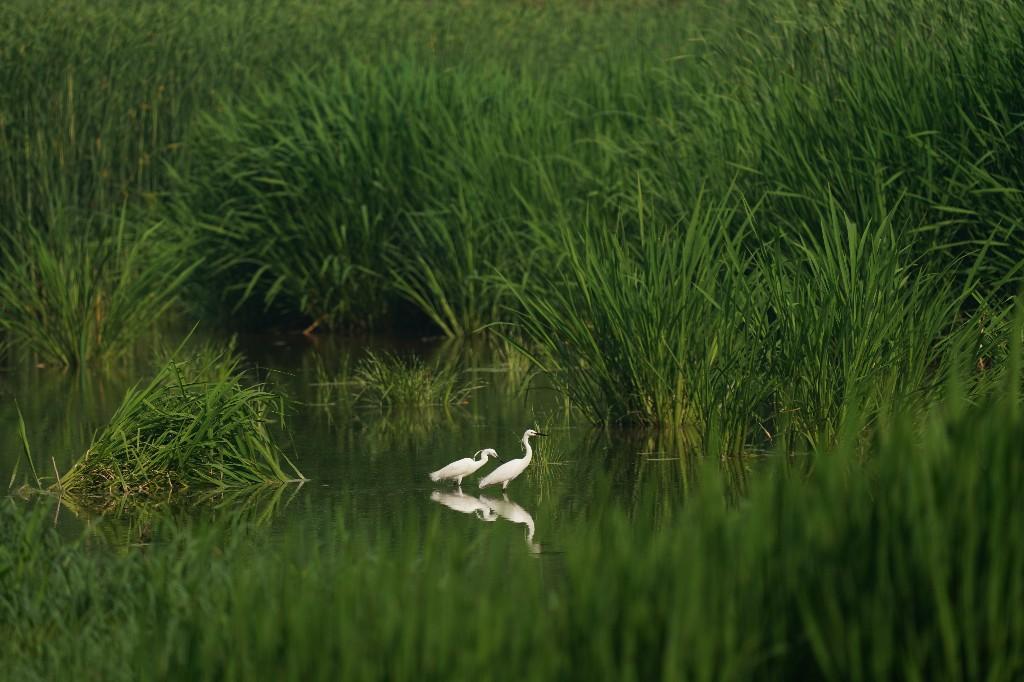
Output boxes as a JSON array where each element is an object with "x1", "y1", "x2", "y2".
[{"x1": 535, "y1": 432, "x2": 548, "y2": 437}]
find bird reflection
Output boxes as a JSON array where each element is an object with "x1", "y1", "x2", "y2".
[
  {"x1": 430, "y1": 490, "x2": 497, "y2": 521},
  {"x1": 479, "y1": 494, "x2": 541, "y2": 554},
  {"x1": 430, "y1": 490, "x2": 542, "y2": 553}
]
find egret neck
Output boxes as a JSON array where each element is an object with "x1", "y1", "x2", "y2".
[{"x1": 521, "y1": 431, "x2": 535, "y2": 463}]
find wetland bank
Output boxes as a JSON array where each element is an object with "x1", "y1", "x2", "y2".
[{"x1": 2, "y1": 0, "x2": 1024, "y2": 679}]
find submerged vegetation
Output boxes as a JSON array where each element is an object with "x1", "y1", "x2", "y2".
[
  {"x1": 353, "y1": 351, "x2": 480, "y2": 408},
  {"x1": 55, "y1": 349, "x2": 302, "y2": 509}
]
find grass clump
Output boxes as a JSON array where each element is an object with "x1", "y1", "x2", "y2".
[
  {"x1": 353, "y1": 351, "x2": 480, "y2": 408},
  {"x1": 55, "y1": 348, "x2": 303, "y2": 507},
  {"x1": 0, "y1": 210, "x2": 193, "y2": 367},
  {"x1": 758, "y1": 198, "x2": 974, "y2": 449},
  {"x1": 504, "y1": 192, "x2": 768, "y2": 448}
]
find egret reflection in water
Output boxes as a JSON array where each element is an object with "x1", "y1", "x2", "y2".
[
  {"x1": 430, "y1": 490, "x2": 497, "y2": 521},
  {"x1": 430, "y1": 489, "x2": 541, "y2": 553},
  {"x1": 479, "y1": 494, "x2": 541, "y2": 554}
]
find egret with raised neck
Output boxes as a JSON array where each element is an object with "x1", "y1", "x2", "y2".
[{"x1": 478, "y1": 429, "x2": 546, "y2": 491}]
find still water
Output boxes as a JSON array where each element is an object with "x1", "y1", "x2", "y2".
[{"x1": 0, "y1": 333, "x2": 744, "y2": 552}]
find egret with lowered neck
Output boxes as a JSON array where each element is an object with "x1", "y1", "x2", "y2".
[
  {"x1": 478, "y1": 429, "x2": 546, "y2": 491},
  {"x1": 428, "y1": 448, "x2": 499, "y2": 487}
]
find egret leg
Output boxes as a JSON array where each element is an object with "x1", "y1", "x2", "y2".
[
  {"x1": 502, "y1": 481, "x2": 509, "y2": 491},
  {"x1": 456, "y1": 477, "x2": 463, "y2": 487}
]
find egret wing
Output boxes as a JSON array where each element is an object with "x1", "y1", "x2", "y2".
[
  {"x1": 478, "y1": 459, "x2": 521, "y2": 488},
  {"x1": 429, "y1": 457, "x2": 474, "y2": 481}
]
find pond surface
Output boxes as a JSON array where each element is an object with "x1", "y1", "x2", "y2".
[{"x1": 0, "y1": 333, "x2": 749, "y2": 553}]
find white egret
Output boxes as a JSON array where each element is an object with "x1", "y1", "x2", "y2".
[
  {"x1": 480, "y1": 494, "x2": 541, "y2": 553},
  {"x1": 430, "y1": 490, "x2": 497, "y2": 521},
  {"x1": 478, "y1": 429, "x2": 546, "y2": 491},
  {"x1": 428, "y1": 448, "x2": 499, "y2": 487}
]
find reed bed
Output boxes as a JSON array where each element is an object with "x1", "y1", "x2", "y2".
[
  {"x1": 503, "y1": 191, "x2": 765, "y2": 440},
  {"x1": 756, "y1": 198, "x2": 980, "y2": 449},
  {"x1": 0, "y1": 210, "x2": 193, "y2": 367},
  {"x1": 2, "y1": 0, "x2": 1023, "y2": 431}
]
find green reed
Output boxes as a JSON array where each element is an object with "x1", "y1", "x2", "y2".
[
  {"x1": 0, "y1": 0, "x2": 704, "y2": 330},
  {"x1": 756, "y1": 196, "x2": 980, "y2": 450},
  {"x1": 503, "y1": 190, "x2": 768, "y2": 441},
  {"x1": 0, "y1": 209, "x2": 193, "y2": 367},
  {"x1": 55, "y1": 348, "x2": 303, "y2": 508},
  {"x1": 158, "y1": 0, "x2": 1024, "y2": 437},
  {"x1": 169, "y1": 61, "x2": 571, "y2": 333},
  {"x1": 722, "y1": 0, "x2": 1024, "y2": 278},
  {"x1": 2, "y1": 0, "x2": 1023, "y2": 440}
]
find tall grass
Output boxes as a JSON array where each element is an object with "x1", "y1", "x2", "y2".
[
  {"x1": 758, "y1": 198, "x2": 977, "y2": 449},
  {"x1": 503, "y1": 191, "x2": 770, "y2": 446},
  {"x1": 3, "y1": 344, "x2": 1023, "y2": 680},
  {"x1": 0, "y1": 0, "x2": 706, "y2": 330},
  {"x1": 2, "y1": 0, "x2": 1023, "y2": 437},
  {"x1": 56, "y1": 347, "x2": 303, "y2": 508},
  {"x1": 169, "y1": 62, "x2": 569, "y2": 332},
  {"x1": 0, "y1": 210, "x2": 193, "y2": 366},
  {"x1": 504, "y1": 190, "x2": 1000, "y2": 445},
  {"x1": 723, "y1": 0, "x2": 1024, "y2": 279}
]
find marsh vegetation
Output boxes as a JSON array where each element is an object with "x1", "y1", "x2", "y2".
[
  {"x1": 2, "y1": 0, "x2": 1023, "y2": 678},
  {"x1": 54, "y1": 348, "x2": 303, "y2": 509}
]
